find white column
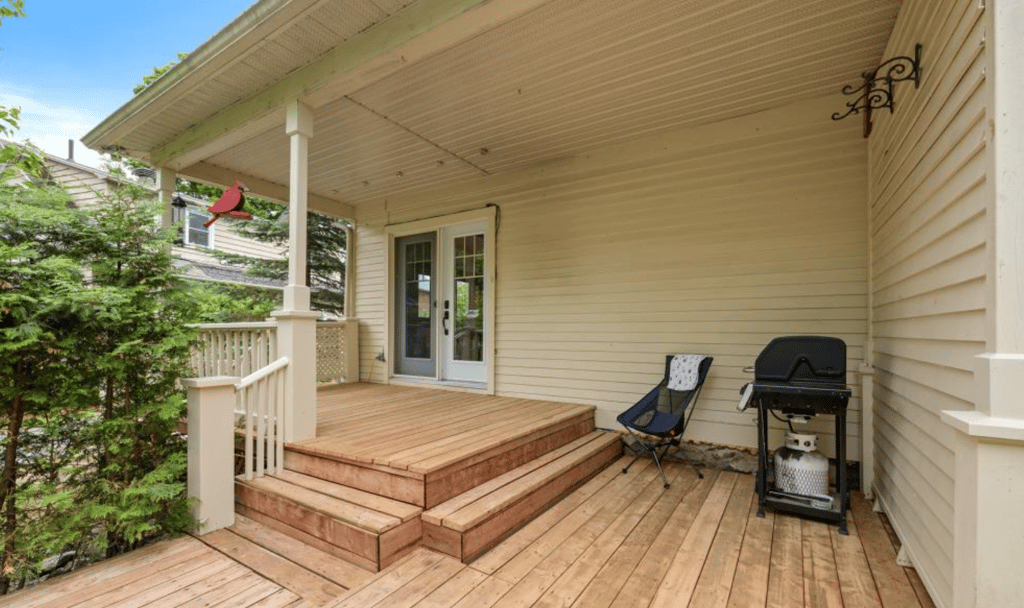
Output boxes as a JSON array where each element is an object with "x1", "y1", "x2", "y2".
[
  {"x1": 183, "y1": 376, "x2": 238, "y2": 534},
  {"x1": 274, "y1": 99, "x2": 317, "y2": 441},
  {"x1": 858, "y1": 363, "x2": 875, "y2": 499},
  {"x1": 157, "y1": 166, "x2": 176, "y2": 229},
  {"x1": 284, "y1": 100, "x2": 312, "y2": 312},
  {"x1": 944, "y1": 2, "x2": 1024, "y2": 606},
  {"x1": 345, "y1": 223, "x2": 355, "y2": 319}
]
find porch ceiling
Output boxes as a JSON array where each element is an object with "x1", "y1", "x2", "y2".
[{"x1": 84, "y1": 0, "x2": 901, "y2": 216}]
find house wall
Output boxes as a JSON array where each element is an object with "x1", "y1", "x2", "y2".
[
  {"x1": 43, "y1": 158, "x2": 112, "y2": 208},
  {"x1": 173, "y1": 227, "x2": 285, "y2": 265},
  {"x1": 41, "y1": 157, "x2": 285, "y2": 264},
  {"x1": 867, "y1": 1, "x2": 988, "y2": 606},
  {"x1": 354, "y1": 94, "x2": 869, "y2": 460}
]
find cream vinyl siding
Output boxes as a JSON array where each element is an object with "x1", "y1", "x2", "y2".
[
  {"x1": 355, "y1": 94, "x2": 868, "y2": 459},
  {"x1": 44, "y1": 160, "x2": 112, "y2": 208},
  {"x1": 204, "y1": 225, "x2": 284, "y2": 260},
  {"x1": 867, "y1": 1, "x2": 987, "y2": 606}
]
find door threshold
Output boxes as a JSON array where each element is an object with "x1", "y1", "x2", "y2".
[{"x1": 390, "y1": 375, "x2": 489, "y2": 394}]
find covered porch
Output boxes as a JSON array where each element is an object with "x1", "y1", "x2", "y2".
[{"x1": 80, "y1": 0, "x2": 1024, "y2": 606}]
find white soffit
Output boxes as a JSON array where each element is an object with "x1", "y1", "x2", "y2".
[
  {"x1": 116, "y1": 0, "x2": 414, "y2": 156},
  {"x1": 202, "y1": 96, "x2": 482, "y2": 204},
  {"x1": 180, "y1": 0, "x2": 901, "y2": 210},
  {"x1": 349, "y1": 0, "x2": 901, "y2": 175}
]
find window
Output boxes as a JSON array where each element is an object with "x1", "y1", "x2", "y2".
[{"x1": 185, "y1": 210, "x2": 212, "y2": 247}]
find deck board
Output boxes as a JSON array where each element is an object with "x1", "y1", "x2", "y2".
[
  {"x1": 297, "y1": 384, "x2": 595, "y2": 476},
  {"x1": 5, "y1": 463, "x2": 937, "y2": 608},
  {"x1": 5, "y1": 536, "x2": 318, "y2": 608},
  {"x1": 327, "y1": 466, "x2": 932, "y2": 608}
]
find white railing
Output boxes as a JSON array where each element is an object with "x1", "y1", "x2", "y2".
[
  {"x1": 191, "y1": 319, "x2": 358, "y2": 383},
  {"x1": 236, "y1": 356, "x2": 289, "y2": 480},
  {"x1": 316, "y1": 319, "x2": 359, "y2": 383},
  {"x1": 191, "y1": 322, "x2": 277, "y2": 378}
]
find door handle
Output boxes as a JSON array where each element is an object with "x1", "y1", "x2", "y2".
[{"x1": 442, "y1": 300, "x2": 450, "y2": 336}]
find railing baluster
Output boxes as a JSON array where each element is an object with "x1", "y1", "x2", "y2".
[
  {"x1": 275, "y1": 365, "x2": 284, "y2": 473},
  {"x1": 241, "y1": 386, "x2": 252, "y2": 480},
  {"x1": 256, "y1": 376, "x2": 265, "y2": 478}
]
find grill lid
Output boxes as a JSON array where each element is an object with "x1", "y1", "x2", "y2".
[{"x1": 754, "y1": 336, "x2": 847, "y2": 385}]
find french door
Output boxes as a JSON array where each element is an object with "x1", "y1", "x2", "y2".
[{"x1": 394, "y1": 221, "x2": 488, "y2": 384}]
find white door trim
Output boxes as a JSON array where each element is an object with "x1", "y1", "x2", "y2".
[{"x1": 384, "y1": 207, "x2": 496, "y2": 393}]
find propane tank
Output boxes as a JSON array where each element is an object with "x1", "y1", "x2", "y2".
[{"x1": 774, "y1": 432, "x2": 829, "y2": 497}]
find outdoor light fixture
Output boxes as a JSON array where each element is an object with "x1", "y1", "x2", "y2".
[{"x1": 832, "y1": 43, "x2": 922, "y2": 138}]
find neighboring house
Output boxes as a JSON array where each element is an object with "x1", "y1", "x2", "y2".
[
  {"x1": 81, "y1": 1, "x2": 1023, "y2": 607},
  {"x1": 40, "y1": 151, "x2": 286, "y2": 290}
]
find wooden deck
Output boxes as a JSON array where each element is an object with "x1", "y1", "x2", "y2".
[
  {"x1": 335, "y1": 460, "x2": 936, "y2": 608},
  {"x1": 9, "y1": 460, "x2": 936, "y2": 608},
  {"x1": 298, "y1": 383, "x2": 595, "y2": 474},
  {"x1": 286, "y1": 384, "x2": 598, "y2": 508}
]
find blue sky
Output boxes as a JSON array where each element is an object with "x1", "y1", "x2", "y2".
[{"x1": 1, "y1": 1, "x2": 255, "y2": 168}]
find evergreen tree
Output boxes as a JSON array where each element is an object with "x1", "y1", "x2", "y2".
[
  {"x1": 0, "y1": 181, "x2": 194, "y2": 593},
  {"x1": 213, "y1": 208, "x2": 348, "y2": 316}
]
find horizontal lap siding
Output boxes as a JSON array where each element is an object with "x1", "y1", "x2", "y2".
[
  {"x1": 356, "y1": 95, "x2": 867, "y2": 459},
  {"x1": 46, "y1": 162, "x2": 111, "y2": 208},
  {"x1": 210, "y1": 228, "x2": 286, "y2": 260},
  {"x1": 868, "y1": 1, "x2": 988, "y2": 606}
]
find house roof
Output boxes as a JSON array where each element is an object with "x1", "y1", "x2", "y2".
[
  {"x1": 175, "y1": 258, "x2": 286, "y2": 289},
  {"x1": 84, "y1": 0, "x2": 902, "y2": 219}
]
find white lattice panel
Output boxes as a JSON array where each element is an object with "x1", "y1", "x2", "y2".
[{"x1": 316, "y1": 323, "x2": 346, "y2": 382}]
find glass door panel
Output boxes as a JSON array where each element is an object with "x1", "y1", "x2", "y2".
[
  {"x1": 452, "y1": 234, "x2": 484, "y2": 363},
  {"x1": 441, "y1": 225, "x2": 486, "y2": 383},
  {"x1": 395, "y1": 233, "x2": 435, "y2": 376}
]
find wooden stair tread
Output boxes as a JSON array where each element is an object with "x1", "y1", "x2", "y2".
[
  {"x1": 240, "y1": 475, "x2": 403, "y2": 533},
  {"x1": 406, "y1": 408, "x2": 595, "y2": 474},
  {"x1": 422, "y1": 431, "x2": 607, "y2": 527},
  {"x1": 230, "y1": 515, "x2": 375, "y2": 590},
  {"x1": 274, "y1": 469, "x2": 421, "y2": 523},
  {"x1": 425, "y1": 431, "x2": 621, "y2": 533},
  {"x1": 197, "y1": 528, "x2": 348, "y2": 606}
]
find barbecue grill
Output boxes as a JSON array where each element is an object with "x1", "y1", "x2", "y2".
[{"x1": 739, "y1": 336, "x2": 852, "y2": 534}]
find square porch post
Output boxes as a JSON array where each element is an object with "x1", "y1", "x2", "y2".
[
  {"x1": 943, "y1": 2, "x2": 1024, "y2": 606},
  {"x1": 157, "y1": 166, "x2": 175, "y2": 229},
  {"x1": 273, "y1": 99, "x2": 318, "y2": 442}
]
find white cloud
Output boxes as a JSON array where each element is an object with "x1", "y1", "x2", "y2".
[{"x1": 1, "y1": 84, "x2": 108, "y2": 169}]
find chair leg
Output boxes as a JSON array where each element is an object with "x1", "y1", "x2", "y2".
[
  {"x1": 652, "y1": 444, "x2": 671, "y2": 488},
  {"x1": 622, "y1": 452, "x2": 642, "y2": 475}
]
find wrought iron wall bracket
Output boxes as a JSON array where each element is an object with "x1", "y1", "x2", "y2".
[{"x1": 832, "y1": 43, "x2": 922, "y2": 138}]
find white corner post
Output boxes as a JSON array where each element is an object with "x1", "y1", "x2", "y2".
[
  {"x1": 157, "y1": 166, "x2": 176, "y2": 229},
  {"x1": 273, "y1": 99, "x2": 318, "y2": 442},
  {"x1": 858, "y1": 363, "x2": 875, "y2": 500},
  {"x1": 183, "y1": 376, "x2": 238, "y2": 534},
  {"x1": 943, "y1": 3, "x2": 1024, "y2": 606}
]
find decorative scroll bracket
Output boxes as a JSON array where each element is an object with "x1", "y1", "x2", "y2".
[{"x1": 832, "y1": 43, "x2": 922, "y2": 138}]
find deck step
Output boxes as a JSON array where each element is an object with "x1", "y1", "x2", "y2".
[
  {"x1": 197, "y1": 526, "x2": 349, "y2": 606},
  {"x1": 421, "y1": 430, "x2": 622, "y2": 562},
  {"x1": 284, "y1": 408, "x2": 596, "y2": 509},
  {"x1": 235, "y1": 470, "x2": 423, "y2": 572},
  {"x1": 229, "y1": 515, "x2": 375, "y2": 591}
]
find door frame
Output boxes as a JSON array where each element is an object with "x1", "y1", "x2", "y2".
[{"x1": 384, "y1": 207, "x2": 496, "y2": 393}]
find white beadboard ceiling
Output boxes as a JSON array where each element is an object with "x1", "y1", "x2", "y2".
[{"x1": 94, "y1": 0, "x2": 902, "y2": 213}]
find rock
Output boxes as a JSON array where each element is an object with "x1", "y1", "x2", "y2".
[{"x1": 38, "y1": 550, "x2": 76, "y2": 576}]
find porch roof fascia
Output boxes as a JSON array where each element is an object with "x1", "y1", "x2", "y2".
[{"x1": 81, "y1": 0, "x2": 301, "y2": 156}]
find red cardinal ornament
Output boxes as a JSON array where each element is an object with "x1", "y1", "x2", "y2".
[{"x1": 203, "y1": 180, "x2": 253, "y2": 227}]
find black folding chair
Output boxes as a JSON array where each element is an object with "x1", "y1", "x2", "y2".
[{"x1": 617, "y1": 355, "x2": 713, "y2": 488}]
